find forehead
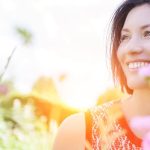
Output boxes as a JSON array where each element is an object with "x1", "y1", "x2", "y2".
[{"x1": 123, "y1": 4, "x2": 150, "y2": 29}]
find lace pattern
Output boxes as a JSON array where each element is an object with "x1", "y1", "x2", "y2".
[{"x1": 89, "y1": 101, "x2": 142, "y2": 150}]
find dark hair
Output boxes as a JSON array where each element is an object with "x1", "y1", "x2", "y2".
[{"x1": 110, "y1": 0, "x2": 150, "y2": 94}]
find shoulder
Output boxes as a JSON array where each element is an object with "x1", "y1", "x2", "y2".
[{"x1": 53, "y1": 112, "x2": 86, "y2": 150}]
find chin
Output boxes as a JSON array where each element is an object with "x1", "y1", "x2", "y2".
[{"x1": 127, "y1": 81, "x2": 148, "y2": 90}]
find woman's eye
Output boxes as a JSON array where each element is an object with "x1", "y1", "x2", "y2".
[
  {"x1": 144, "y1": 31, "x2": 150, "y2": 38},
  {"x1": 120, "y1": 35, "x2": 129, "y2": 42}
]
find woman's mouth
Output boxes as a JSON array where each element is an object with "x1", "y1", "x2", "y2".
[{"x1": 127, "y1": 62, "x2": 150, "y2": 69}]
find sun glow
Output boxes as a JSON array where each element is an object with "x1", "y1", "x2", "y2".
[
  {"x1": 0, "y1": 0, "x2": 121, "y2": 110},
  {"x1": 55, "y1": 60, "x2": 113, "y2": 110}
]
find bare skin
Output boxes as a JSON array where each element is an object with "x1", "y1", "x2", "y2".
[{"x1": 53, "y1": 113, "x2": 85, "y2": 150}]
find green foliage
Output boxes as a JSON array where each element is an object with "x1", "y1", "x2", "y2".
[
  {"x1": 15, "y1": 27, "x2": 32, "y2": 45},
  {"x1": 0, "y1": 97, "x2": 52, "y2": 150}
]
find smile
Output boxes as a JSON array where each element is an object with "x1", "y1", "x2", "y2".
[{"x1": 127, "y1": 62, "x2": 150, "y2": 69}]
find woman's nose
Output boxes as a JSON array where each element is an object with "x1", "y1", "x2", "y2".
[{"x1": 126, "y1": 37, "x2": 143, "y2": 55}]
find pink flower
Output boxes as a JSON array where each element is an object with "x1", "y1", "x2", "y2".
[
  {"x1": 0, "y1": 84, "x2": 8, "y2": 95},
  {"x1": 130, "y1": 117, "x2": 150, "y2": 130},
  {"x1": 142, "y1": 132, "x2": 150, "y2": 150},
  {"x1": 130, "y1": 116, "x2": 150, "y2": 150}
]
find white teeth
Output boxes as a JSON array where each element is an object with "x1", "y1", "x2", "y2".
[{"x1": 128, "y1": 62, "x2": 150, "y2": 69}]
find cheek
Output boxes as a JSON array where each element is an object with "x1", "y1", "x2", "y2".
[
  {"x1": 144, "y1": 43, "x2": 150, "y2": 52},
  {"x1": 116, "y1": 47, "x2": 126, "y2": 74},
  {"x1": 117, "y1": 45, "x2": 126, "y2": 65}
]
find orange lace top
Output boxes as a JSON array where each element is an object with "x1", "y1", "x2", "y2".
[{"x1": 85, "y1": 100, "x2": 142, "y2": 150}]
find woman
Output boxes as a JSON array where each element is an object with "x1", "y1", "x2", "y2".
[{"x1": 53, "y1": 0, "x2": 150, "y2": 149}]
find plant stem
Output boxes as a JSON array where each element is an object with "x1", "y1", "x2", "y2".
[{"x1": 0, "y1": 47, "x2": 16, "y2": 81}]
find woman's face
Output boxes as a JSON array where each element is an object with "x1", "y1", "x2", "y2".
[{"x1": 117, "y1": 4, "x2": 150, "y2": 90}]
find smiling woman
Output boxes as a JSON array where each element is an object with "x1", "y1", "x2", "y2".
[
  {"x1": 117, "y1": 4, "x2": 150, "y2": 91},
  {"x1": 53, "y1": 0, "x2": 150, "y2": 150}
]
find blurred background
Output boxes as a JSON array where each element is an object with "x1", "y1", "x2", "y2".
[{"x1": 0, "y1": 0, "x2": 124, "y2": 149}]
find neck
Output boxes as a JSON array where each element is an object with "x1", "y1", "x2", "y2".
[{"x1": 130, "y1": 89, "x2": 150, "y2": 116}]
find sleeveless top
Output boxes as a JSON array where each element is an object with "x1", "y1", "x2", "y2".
[{"x1": 85, "y1": 100, "x2": 142, "y2": 150}]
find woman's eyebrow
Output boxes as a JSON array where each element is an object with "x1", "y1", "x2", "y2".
[
  {"x1": 141, "y1": 24, "x2": 150, "y2": 30},
  {"x1": 121, "y1": 28, "x2": 129, "y2": 33},
  {"x1": 121, "y1": 24, "x2": 150, "y2": 32}
]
